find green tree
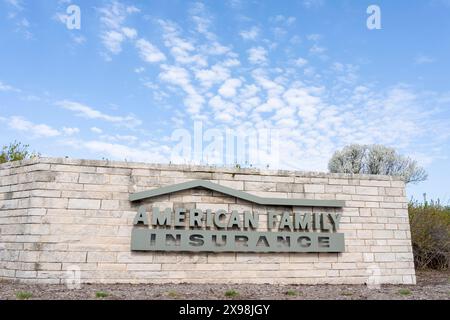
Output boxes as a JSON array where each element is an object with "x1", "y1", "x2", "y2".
[
  {"x1": 328, "y1": 144, "x2": 427, "y2": 184},
  {"x1": 0, "y1": 141, "x2": 40, "y2": 164}
]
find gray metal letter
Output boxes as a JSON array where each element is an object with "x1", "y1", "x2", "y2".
[
  {"x1": 133, "y1": 206, "x2": 148, "y2": 225},
  {"x1": 214, "y1": 209, "x2": 227, "y2": 229},
  {"x1": 329, "y1": 213, "x2": 342, "y2": 231},
  {"x1": 268, "y1": 211, "x2": 278, "y2": 229},
  {"x1": 279, "y1": 211, "x2": 293, "y2": 231},
  {"x1": 189, "y1": 209, "x2": 203, "y2": 227},
  {"x1": 151, "y1": 207, "x2": 172, "y2": 226},
  {"x1": 227, "y1": 210, "x2": 242, "y2": 229},
  {"x1": 243, "y1": 211, "x2": 259, "y2": 229},
  {"x1": 294, "y1": 212, "x2": 311, "y2": 230},
  {"x1": 174, "y1": 208, "x2": 186, "y2": 227}
]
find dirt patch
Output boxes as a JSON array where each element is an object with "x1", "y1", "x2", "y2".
[{"x1": 1, "y1": 270, "x2": 449, "y2": 300}]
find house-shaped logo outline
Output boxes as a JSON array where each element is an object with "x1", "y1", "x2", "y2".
[{"x1": 129, "y1": 180, "x2": 344, "y2": 207}]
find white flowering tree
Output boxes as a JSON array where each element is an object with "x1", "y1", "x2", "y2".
[{"x1": 328, "y1": 144, "x2": 427, "y2": 184}]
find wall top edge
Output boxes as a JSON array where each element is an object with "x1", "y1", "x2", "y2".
[{"x1": 0, "y1": 157, "x2": 405, "y2": 182}]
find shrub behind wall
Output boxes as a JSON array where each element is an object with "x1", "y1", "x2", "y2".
[{"x1": 408, "y1": 200, "x2": 450, "y2": 270}]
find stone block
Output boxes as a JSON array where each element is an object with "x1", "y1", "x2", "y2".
[
  {"x1": 304, "y1": 184, "x2": 325, "y2": 193},
  {"x1": 79, "y1": 173, "x2": 110, "y2": 184},
  {"x1": 244, "y1": 181, "x2": 277, "y2": 191},
  {"x1": 374, "y1": 253, "x2": 396, "y2": 262},
  {"x1": 101, "y1": 200, "x2": 120, "y2": 210},
  {"x1": 68, "y1": 199, "x2": 101, "y2": 210},
  {"x1": 87, "y1": 252, "x2": 116, "y2": 263}
]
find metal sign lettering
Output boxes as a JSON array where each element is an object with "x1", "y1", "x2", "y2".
[{"x1": 129, "y1": 180, "x2": 345, "y2": 253}]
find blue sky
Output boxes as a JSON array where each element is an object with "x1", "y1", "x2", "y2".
[{"x1": 0, "y1": 0, "x2": 449, "y2": 203}]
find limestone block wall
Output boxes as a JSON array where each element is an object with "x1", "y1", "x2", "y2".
[{"x1": 0, "y1": 157, "x2": 415, "y2": 284}]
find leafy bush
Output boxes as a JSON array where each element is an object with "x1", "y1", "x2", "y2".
[
  {"x1": 0, "y1": 141, "x2": 39, "y2": 164},
  {"x1": 409, "y1": 199, "x2": 450, "y2": 270}
]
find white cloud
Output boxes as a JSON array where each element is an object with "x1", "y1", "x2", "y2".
[
  {"x1": 248, "y1": 46, "x2": 268, "y2": 64},
  {"x1": 126, "y1": 5, "x2": 140, "y2": 14},
  {"x1": 99, "y1": 1, "x2": 127, "y2": 30},
  {"x1": 5, "y1": 116, "x2": 60, "y2": 137},
  {"x1": 270, "y1": 15, "x2": 296, "y2": 26},
  {"x1": 303, "y1": 67, "x2": 316, "y2": 77},
  {"x1": 18, "y1": 17, "x2": 29, "y2": 28},
  {"x1": 309, "y1": 44, "x2": 326, "y2": 55},
  {"x1": 290, "y1": 35, "x2": 301, "y2": 45},
  {"x1": 272, "y1": 27, "x2": 287, "y2": 38},
  {"x1": 122, "y1": 27, "x2": 137, "y2": 39},
  {"x1": 218, "y1": 78, "x2": 242, "y2": 98},
  {"x1": 5, "y1": 0, "x2": 31, "y2": 38},
  {"x1": 284, "y1": 87, "x2": 322, "y2": 122},
  {"x1": 222, "y1": 58, "x2": 240, "y2": 67},
  {"x1": 414, "y1": 54, "x2": 435, "y2": 65},
  {"x1": 286, "y1": 17, "x2": 296, "y2": 25},
  {"x1": 135, "y1": 38, "x2": 166, "y2": 63},
  {"x1": 183, "y1": 91, "x2": 205, "y2": 116},
  {"x1": 78, "y1": 140, "x2": 170, "y2": 163},
  {"x1": 159, "y1": 64, "x2": 191, "y2": 88},
  {"x1": 56, "y1": 100, "x2": 142, "y2": 127},
  {"x1": 0, "y1": 81, "x2": 20, "y2": 92},
  {"x1": 100, "y1": 134, "x2": 138, "y2": 143},
  {"x1": 195, "y1": 64, "x2": 230, "y2": 88},
  {"x1": 206, "y1": 42, "x2": 231, "y2": 55},
  {"x1": 158, "y1": 19, "x2": 208, "y2": 67},
  {"x1": 62, "y1": 127, "x2": 80, "y2": 135},
  {"x1": 251, "y1": 69, "x2": 285, "y2": 96},
  {"x1": 53, "y1": 12, "x2": 68, "y2": 25},
  {"x1": 208, "y1": 95, "x2": 240, "y2": 122},
  {"x1": 5, "y1": 0, "x2": 23, "y2": 10},
  {"x1": 332, "y1": 62, "x2": 344, "y2": 72},
  {"x1": 240, "y1": 84, "x2": 260, "y2": 98},
  {"x1": 189, "y1": 2, "x2": 216, "y2": 41},
  {"x1": 98, "y1": 1, "x2": 140, "y2": 57},
  {"x1": 101, "y1": 30, "x2": 125, "y2": 54},
  {"x1": 71, "y1": 35, "x2": 86, "y2": 45},
  {"x1": 254, "y1": 97, "x2": 284, "y2": 113},
  {"x1": 294, "y1": 57, "x2": 308, "y2": 67},
  {"x1": 307, "y1": 34, "x2": 322, "y2": 41},
  {"x1": 91, "y1": 127, "x2": 103, "y2": 134},
  {"x1": 302, "y1": 0, "x2": 324, "y2": 8},
  {"x1": 159, "y1": 64, "x2": 204, "y2": 115},
  {"x1": 240, "y1": 26, "x2": 259, "y2": 40}
]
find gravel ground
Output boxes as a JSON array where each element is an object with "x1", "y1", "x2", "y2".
[{"x1": 1, "y1": 270, "x2": 449, "y2": 300}]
